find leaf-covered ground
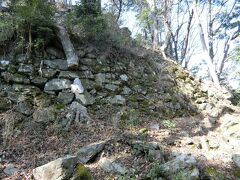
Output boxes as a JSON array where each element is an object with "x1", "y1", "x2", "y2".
[{"x1": 0, "y1": 109, "x2": 239, "y2": 179}]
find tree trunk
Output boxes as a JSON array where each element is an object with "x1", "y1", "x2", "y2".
[
  {"x1": 193, "y1": 0, "x2": 221, "y2": 89},
  {"x1": 55, "y1": 17, "x2": 79, "y2": 69},
  {"x1": 146, "y1": 0, "x2": 159, "y2": 49}
]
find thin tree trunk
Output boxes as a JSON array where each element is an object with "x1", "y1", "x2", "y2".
[
  {"x1": 193, "y1": 0, "x2": 221, "y2": 89},
  {"x1": 146, "y1": 0, "x2": 159, "y2": 49},
  {"x1": 55, "y1": 16, "x2": 79, "y2": 69},
  {"x1": 208, "y1": 0, "x2": 214, "y2": 60}
]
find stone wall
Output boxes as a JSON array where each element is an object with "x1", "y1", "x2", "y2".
[{"x1": 0, "y1": 44, "x2": 232, "y2": 129}]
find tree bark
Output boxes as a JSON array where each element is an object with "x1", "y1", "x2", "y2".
[
  {"x1": 55, "y1": 16, "x2": 79, "y2": 69},
  {"x1": 146, "y1": 0, "x2": 159, "y2": 49}
]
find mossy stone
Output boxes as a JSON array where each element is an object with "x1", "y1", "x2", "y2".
[
  {"x1": 203, "y1": 167, "x2": 225, "y2": 180},
  {"x1": 71, "y1": 164, "x2": 93, "y2": 180},
  {"x1": 233, "y1": 168, "x2": 240, "y2": 178}
]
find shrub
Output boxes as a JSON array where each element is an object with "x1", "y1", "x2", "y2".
[
  {"x1": 10, "y1": 0, "x2": 55, "y2": 54},
  {"x1": 0, "y1": 14, "x2": 15, "y2": 43}
]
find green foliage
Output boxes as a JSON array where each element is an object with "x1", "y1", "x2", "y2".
[
  {"x1": 0, "y1": 14, "x2": 15, "y2": 43},
  {"x1": 8, "y1": 0, "x2": 55, "y2": 54},
  {"x1": 74, "y1": 163, "x2": 93, "y2": 180},
  {"x1": 146, "y1": 162, "x2": 162, "y2": 179},
  {"x1": 65, "y1": 9, "x2": 131, "y2": 46},
  {"x1": 12, "y1": 0, "x2": 54, "y2": 28},
  {"x1": 162, "y1": 119, "x2": 176, "y2": 129},
  {"x1": 65, "y1": 2, "x2": 106, "y2": 42}
]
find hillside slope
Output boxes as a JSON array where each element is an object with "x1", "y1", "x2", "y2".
[{"x1": 0, "y1": 32, "x2": 239, "y2": 179}]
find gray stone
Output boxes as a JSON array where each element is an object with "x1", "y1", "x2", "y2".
[
  {"x1": 80, "y1": 58, "x2": 95, "y2": 65},
  {"x1": 16, "y1": 101, "x2": 33, "y2": 116},
  {"x1": 33, "y1": 107, "x2": 55, "y2": 123},
  {"x1": 18, "y1": 64, "x2": 34, "y2": 74},
  {"x1": 71, "y1": 78, "x2": 84, "y2": 94},
  {"x1": 148, "y1": 149, "x2": 165, "y2": 162},
  {"x1": 44, "y1": 79, "x2": 71, "y2": 91},
  {"x1": 0, "y1": 60, "x2": 9, "y2": 70},
  {"x1": 105, "y1": 84, "x2": 119, "y2": 91},
  {"x1": 81, "y1": 79, "x2": 94, "y2": 90},
  {"x1": 59, "y1": 71, "x2": 79, "y2": 80},
  {"x1": 111, "y1": 80, "x2": 122, "y2": 85},
  {"x1": 79, "y1": 65, "x2": 89, "y2": 71},
  {"x1": 133, "y1": 85, "x2": 146, "y2": 94},
  {"x1": 42, "y1": 69, "x2": 58, "y2": 78},
  {"x1": 2, "y1": 72, "x2": 30, "y2": 84},
  {"x1": 171, "y1": 167, "x2": 200, "y2": 180},
  {"x1": 70, "y1": 101, "x2": 91, "y2": 122},
  {"x1": 75, "y1": 91, "x2": 95, "y2": 105},
  {"x1": 3, "y1": 164, "x2": 19, "y2": 176},
  {"x1": 57, "y1": 92, "x2": 74, "y2": 104},
  {"x1": 31, "y1": 77, "x2": 48, "y2": 86},
  {"x1": 86, "y1": 53, "x2": 97, "y2": 59},
  {"x1": 32, "y1": 155, "x2": 77, "y2": 180},
  {"x1": 95, "y1": 73, "x2": 106, "y2": 87},
  {"x1": 77, "y1": 50, "x2": 86, "y2": 58},
  {"x1": 121, "y1": 86, "x2": 132, "y2": 95},
  {"x1": 233, "y1": 154, "x2": 240, "y2": 168},
  {"x1": 132, "y1": 141, "x2": 162, "y2": 153},
  {"x1": 7, "y1": 92, "x2": 28, "y2": 103},
  {"x1": 15, "y1": 54, "x2": 28, "y2": 63},
  {"x1": 158, "y1": 154, "x2": 197, "y2": 177},
  {"x1": 109, "y1": 95, "x2": 126, "y2": 105},
  {"x1": 82, "y1": 70, "x2": 94, "y2": 79},
  {"x1": 120, "y1": 74, "x2": 128, "y2": 81},
  {"x1": 149, "y1": 123, "x2": 160, "y2": 130},
  {"x1": 46, "y1": 47, "x2": 65, "y2": 59},
  {"x1": 77, "y1": 141, "x2": 105, "y2": 163},
  {"x1": 0, "y1": 97, "x2": 11, "y2": 112},
  {"x1": 44, "y1": 59, "x2": 68, "y2": 70},
  {"x1": 99, "y1": 158, "x2": 127, "y2": 175},
  {"x1": 12, "y1": 84, "x2": 40, "y2": 93}
]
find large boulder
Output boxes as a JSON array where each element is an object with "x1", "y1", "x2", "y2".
[
  {"x1": 32, "y1": 155, "x2": 77, "y2": 180},
  {"x1": 70, "y1": 101, "x2": 91, "y2": 123},
  {"x1": 44, "y1": 79, "x2": 71, "y2": 91},
  {"x1": 99, "y1": 157, "x2": 128, "y2": 175},
  {"x1": 77, "y1": 141, "x2": 106, "y2": 163},
  {"x1": 75, "y1": 91, "x2": 95, "y2": 106},
  {"x1": 147, "y1": 154, "x2": 199, "y2": 179},
  {"x1": 158, "y1": 154, "x2": 198, "y2": 178}
]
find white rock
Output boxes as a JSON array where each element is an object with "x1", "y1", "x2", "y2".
[
  {"x1": 120, "y1": 74, "x2": 128, "y2": 81},
  {"x1": 71, "y1": 78, "x2": 84, "y2": 94}
]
